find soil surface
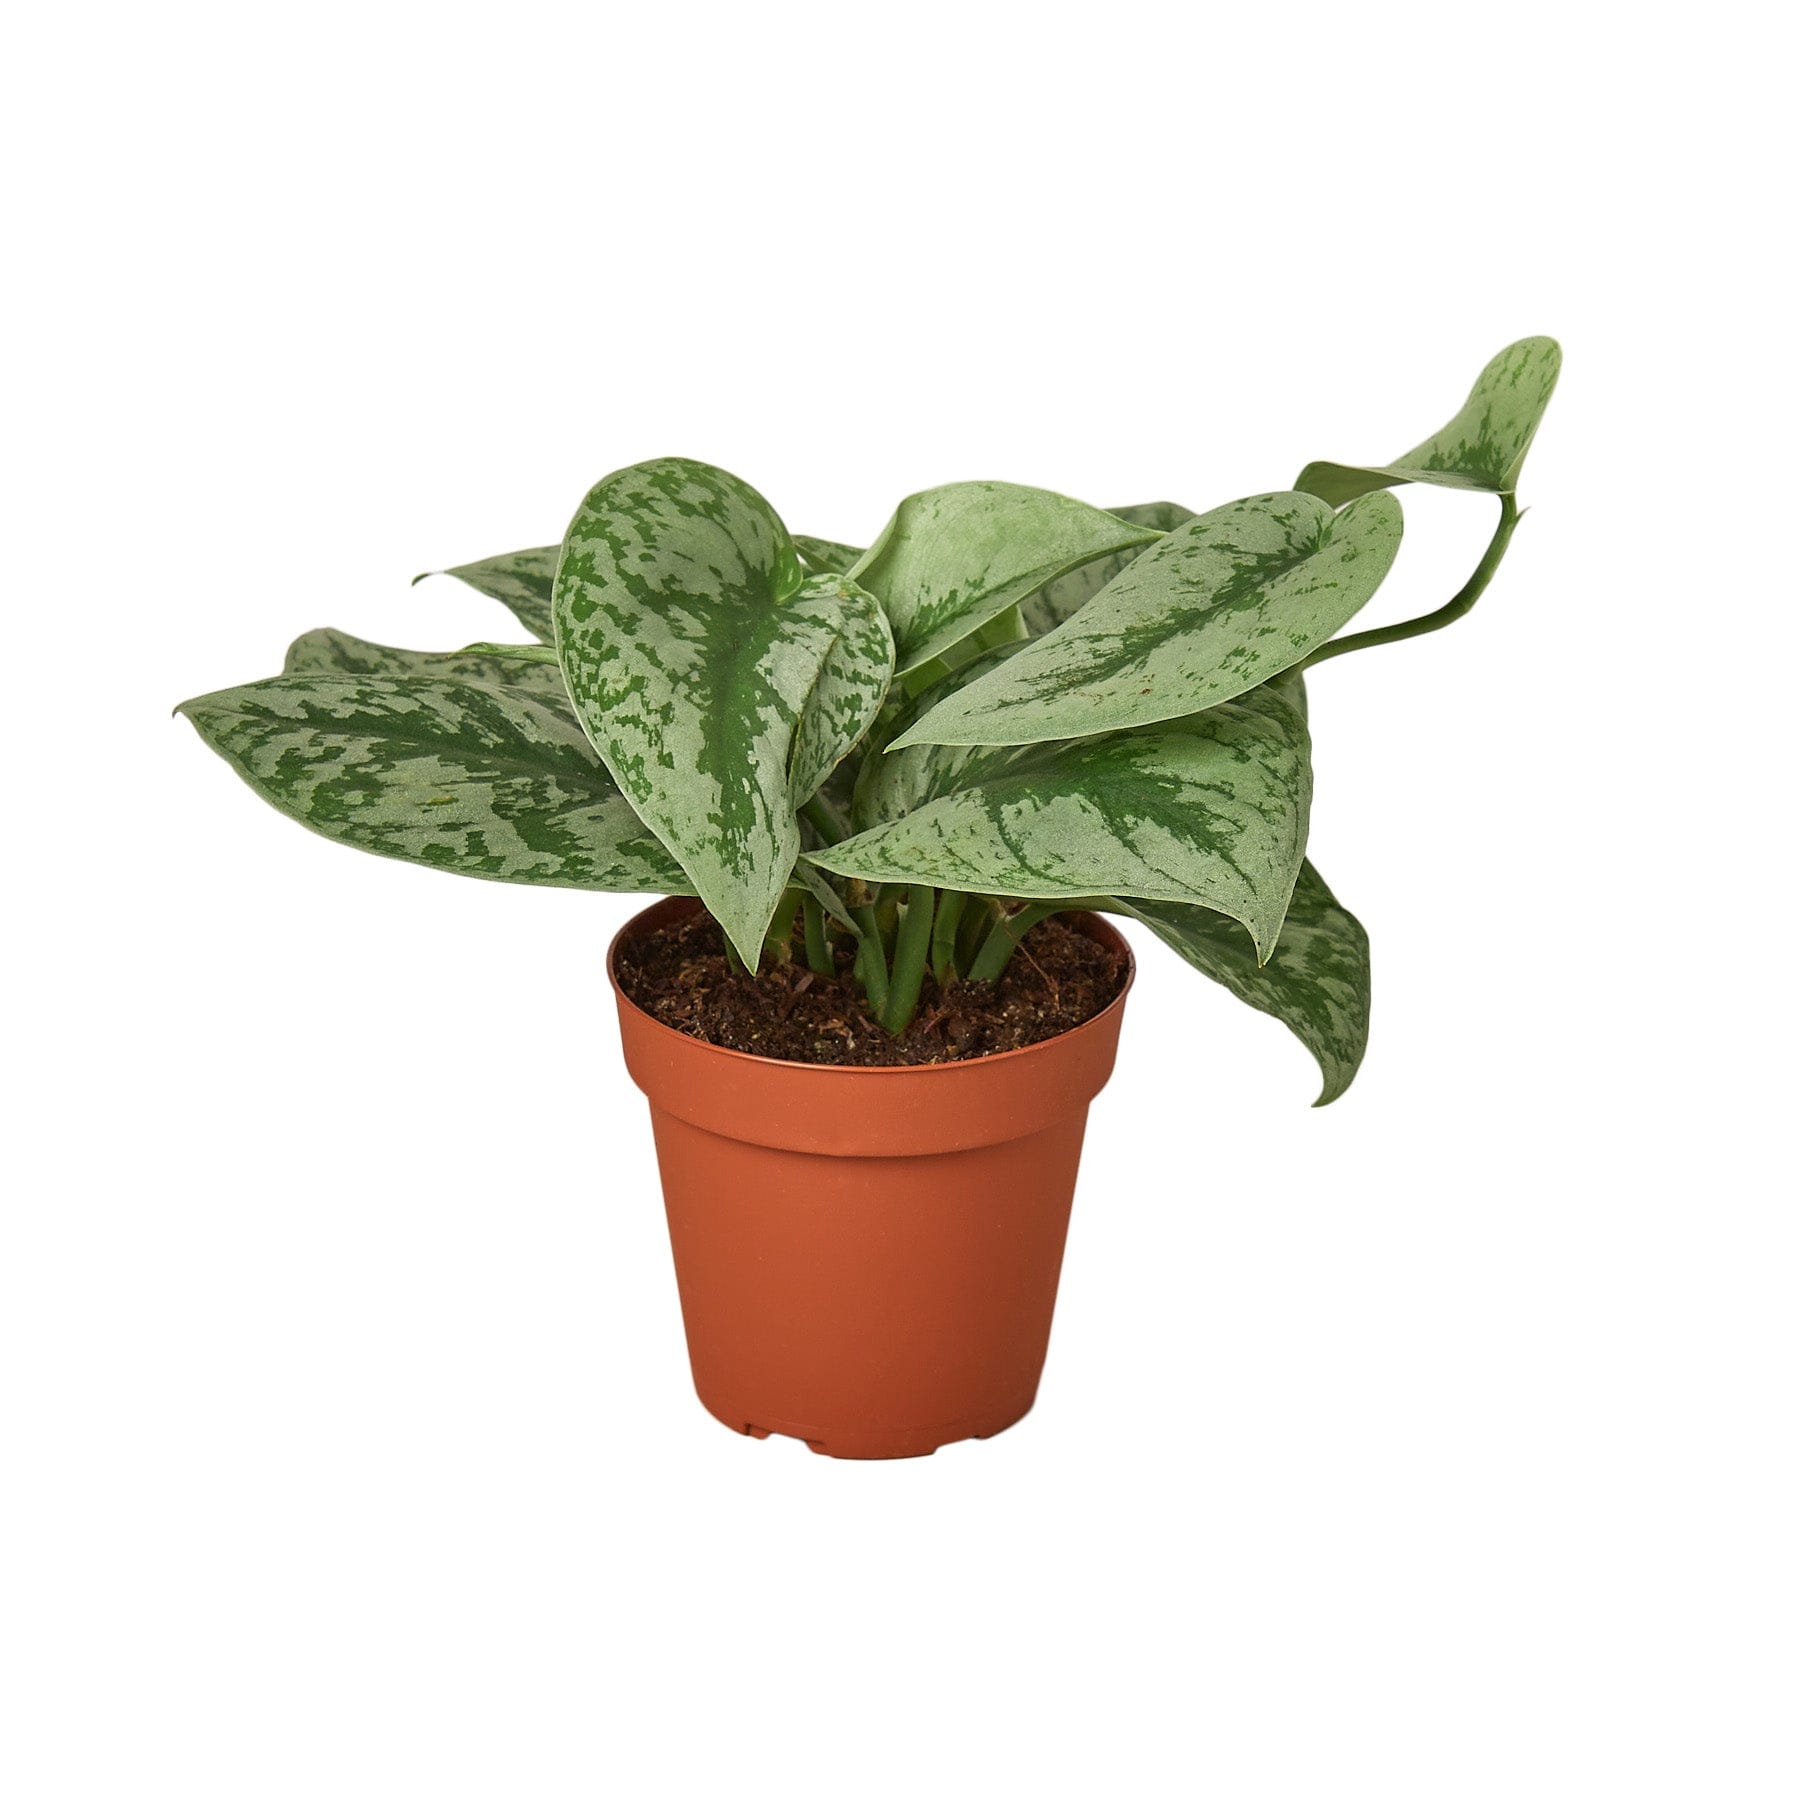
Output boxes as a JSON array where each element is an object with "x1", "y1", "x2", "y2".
[{"x1": 615, "y1": 909, "x2": 1128, "y2": 1065}]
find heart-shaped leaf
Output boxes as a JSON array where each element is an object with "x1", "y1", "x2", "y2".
[
  {"x1": 1297, "y1": 336, "x2": 1562, "y2": 505},
  {"x1": 850, "y1": 481, "x2": 1160, "y2": 677},
  {"x1": 1109, "y1": 861, "x2": 1369, "y2": 1104},
  {"x1": 1018, "y1": 500, "x2": 1197, "y2": 636},
  {"x1": 893, "y1": 489, "x2": 1401, "y2": 750},
  {"x1": 414, "y1": 545, "x2": 560, "y2": 641},
  {"x1": 284, "y1": 627, "x2": 570, "y2": 700},
  {"x1": 812, "y1": 677, "x2": 1310, "y2": 960},
  {"x1": 178, "y1": 674, "x2": 690, "y2": 892},
  {"x1": 553, "y1": 458, "x2": 893, "y2": 965}
]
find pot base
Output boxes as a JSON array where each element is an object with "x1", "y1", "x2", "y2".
[{"x1": 697, "y1": 1391, "x2": 1037, "y2": 1460}]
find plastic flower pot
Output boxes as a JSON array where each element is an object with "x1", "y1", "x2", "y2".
[{"x1": 608, "y1": 896, "x2": 1134, "y2": 1459}]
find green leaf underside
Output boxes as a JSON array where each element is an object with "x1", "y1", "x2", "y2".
[
  {"x1": 553, "y1": 458, "x2": 893, "y2": 965},
  {"x1": 1110, "y1": 862, "x2": 1369, "y2": 1104},
  {"x1": 1018, "y1": 501, "x2": 1198, "y2": 637},
  {"x1": 813, "y1": 678, "x2": 1311, "y2": 960},
  {"x1": 851, "y1": 481, "x2": 1160, "y2": 676},
  {"x1": 1296, "y1": 336, "x2": 1562, "y2": 505},
  {"x1": 415, "y1": 546, "x2": 561, "y2": 641},
  {"x1": 284, "y1": 628, "x2": 571, "y2": 700},
  {"x1": 895, "y1": 490, "x2": 1402, "y2": 749},
  {"x1": 794, "y1": 534, "x2": 864, "y2": 577},
  {"x1": 178, "y1": 674, "x2": 691, "y2": 892}
]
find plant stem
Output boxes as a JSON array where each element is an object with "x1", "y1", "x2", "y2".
[
  {"x1": 801, "y1": 891, "x2": 833, "y2": 976},
  {"x1": 1302, "y1": 491, "x2": 1521, "y2": 668},
  {"x1": 930, "y1": 890, "x2": 967, "y2": 985},
  {"x1": 853, "y1": 905, "x2": 890, "y2": 1014},
  {"x1": 801, "y1": 793, "x2": 848, "y2": 846},
  {"x1": 880, "y1": 886, "x2": 936, "y2": 1034},
  {"x1": 763, "y1": 888, "x2": 802, "y2": 965},
  {"x1": 956, "y1": 895, "x2": 996, "y2": 971},
  {"x1": 967, "y1": 901, "x2": 1061, "y2": 982}
]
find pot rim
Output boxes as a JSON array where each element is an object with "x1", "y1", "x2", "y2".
[{"x1": 606, "y1": 894, "x2": 1136, "y2": 1079}]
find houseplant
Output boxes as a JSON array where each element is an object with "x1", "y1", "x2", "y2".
[{"x1": 180, "y1": 336, "x2": 1560, "y2": 1457}]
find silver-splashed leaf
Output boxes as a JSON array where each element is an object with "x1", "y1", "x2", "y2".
[
  {"x1": 284, "y1": 628, "x2": 570, "y2": 700},
  {"x1": 1110, "y1": 861, "x2": 1368, "y2": 1104},
  {"x1": 850, "y1": 481, "x2": 1161, "y2": 677},
  {"x1": 894, "y1": 490, "x2": 1401, "y2": 749},
  {"x1": 413, "y1": 545, "x2": 561, "y2": 641},
  {"x1": 794, "y1": 534, "x2": 864, "y2": 577},
  {"x1": 1018, "y1": 500, "x2": 1197, "y2": 636},
  {"x1": 552, "y1": 458, "x2": 894, "y2": 965},
  {"x1": 178, "y1": 673, "x2": 691, "y2": 892},
  {"x1": 813, "y1": 677, "x2": 1311, "y2": 960},
  {"x1": 1297, "y1": 336, "x2": 1562, "y2": 505}
]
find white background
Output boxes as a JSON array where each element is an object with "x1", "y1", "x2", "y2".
[{"x1": 5, "y1": 4, "x2": 1794, "y2": 1795}]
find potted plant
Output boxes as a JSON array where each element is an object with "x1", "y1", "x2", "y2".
[{"x1": 180, "y1": 337, "x2": 1559, "y2": 1458}]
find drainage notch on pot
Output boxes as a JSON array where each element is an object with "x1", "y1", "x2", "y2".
[{"x1": 609, "y1": 897, "x2": 1135, "y2": 1460}]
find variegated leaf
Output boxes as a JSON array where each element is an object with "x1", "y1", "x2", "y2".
[
  {"x1": 1297, "y1": 336, "x2": 1562, "y2": 505},
  {"x1": 849, "y1": 641, "x2": 1024, "y2": 834},
  {"x1": 1110, "y1": 861, "x2": 1369, "y2": 1105},
  {"x1": 284, "y1": 627, "x2": 571, "y2": 700},
  {"x1": 849, "y1": 481, "x2": 1161, "y2": 677},
  {"x1": 553, "y1": 458, "x2": 893, "y2": 965},
  {"x1": 178, "y1": 674, "x2": 691, "y2": 892},
  {"x1": 794, "y1": 534, "x2": 863, "y2": 577},
  {"x1": 813, "y1": 678, "x2": 1310, "y2": 959},
  {"x1": 894, "y1": 489, "x2": 1401, "y2": 750},
  {"x1": 788, "y1": 572, "x2": 900, "y2": 806},
  {"x1": 1018, "y1": 500, "x2": 1197, "y2": 636},
  {"x1": 414, "y1": 545, "x2": 560, "y2": 641}
]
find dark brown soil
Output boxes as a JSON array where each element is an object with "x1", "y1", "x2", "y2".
[{"x1": 615, "y1": 909, "x2": 1128, "y2": 1065}]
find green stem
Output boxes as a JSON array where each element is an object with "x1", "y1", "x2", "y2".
[
  {"x1": 956, "y1": 895, "x2": 996, "y2": 971},
  {"x1": 880, "y1": 886, "x2": 936, "y2": 1034},
  {"x1": 801, "y1": 891, "x2": 833, "y2": 976},
  {"x1": 1302, "y1": 491, "x2": 1521, "y2": 668},
  {"x1": 801, "y1": 793, "x2": 848, "y2": 846},
  {"x1": 762, "y1": 888, "x2": 802, "y2": 965},
  {"x1": 930, "y1": 890, "x2": 967, "y2": 985},
  {"x1": 853, "y1": 906, "x2": 890, "y2": 1014},
  {"x1": 968, "y1": 902, "x2": 1061, "y2": 982},
  {"x1": 874, "y1": 894, "x2": 899, "y2": 957}
]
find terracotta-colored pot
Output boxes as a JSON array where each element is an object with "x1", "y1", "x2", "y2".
[{"x1": 608, "y1": 897, "x2": 1134, "y2": 1459}]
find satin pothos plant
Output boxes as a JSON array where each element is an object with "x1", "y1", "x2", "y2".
[{"x1": 181, "y1": 338, "x2": 1559, "y2": 1102}]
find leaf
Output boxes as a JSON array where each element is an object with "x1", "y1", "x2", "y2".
[
  {"x1": 787, "y1": 572, "x2": 900, "y2": 808},
  {"x1": 1018, "y1": 500, "x2": 1197, "y2": 636},
  {"x1": 1110, "y1": 862, "x2": 1369, "y2": 1105},
  {"x1": 812, "y1": 677, "x2": 1310, "y2": 960},
  {"x1": 283, "y1": 628, "x2": 571, "y2": 700},
  {"x1": 896, "y1": 602, "x2": 1030, "y2": 699},
  {"x1": 794, "y1": 534, "x2": 864, "y2": 577},
  {"x1": 178, "y1": 674, "x2": 692, "y2": 893},
  {"x1": 791, "y1": 860, "x2": 863, "y2": 937},
  {"x1": 457, "y1": 642, "x2": 559, "y2": 664},
  {"x1": 1296, "y1": 336, "x2": 1562, "y2": 505},
  {"x1": 553, "y1": 458, "x2": 893, "y2": 965},
  {"x1": 414, "y1": 546, "x2": 560, "y2": 641},
  {"x1": 849, "y1": 481, "x2": 1161, "y2": 677},
  {"x1": 893, "y1": 489, "x2": 1402, "y2": 749},
  {"x1": 849, "y1": 641, "x2": 1025, "y2": 834}
]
